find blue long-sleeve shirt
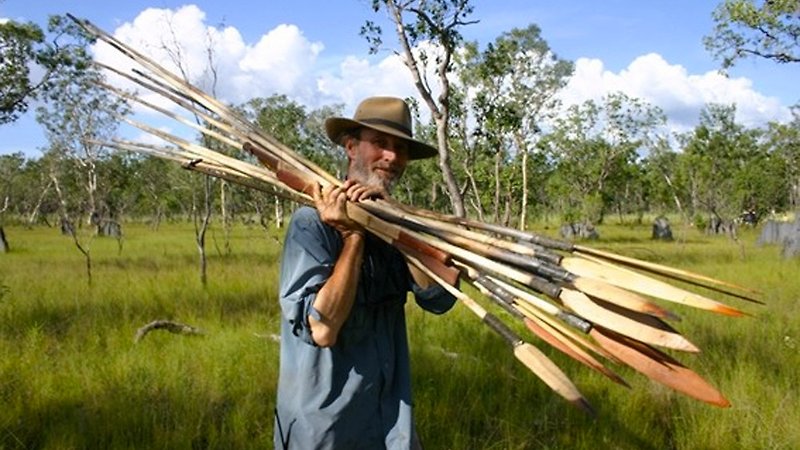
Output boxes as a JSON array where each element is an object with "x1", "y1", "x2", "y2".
[{"x1": 274, "y1": 206, "x2": 456, "y2": 450}]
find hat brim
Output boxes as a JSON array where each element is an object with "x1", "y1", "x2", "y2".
[{"x1": 325, "y1": 117, "x2": 438, "y2": 160}]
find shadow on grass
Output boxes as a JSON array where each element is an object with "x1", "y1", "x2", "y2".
[
  {"x1": 409, "y1": 335, "x2": 672, "y2": 449},
  {"x1": 2, "y1": 375, "x2": 274, "y2": 449}
]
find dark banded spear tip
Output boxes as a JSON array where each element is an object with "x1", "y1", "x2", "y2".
[{"x1": 573, "y1": 397, "x2": 596, "y2": 417}]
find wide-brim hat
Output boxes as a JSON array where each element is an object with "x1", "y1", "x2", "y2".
[{"x1": 324, "y1": 96, "x2": 438, "y2": 160}]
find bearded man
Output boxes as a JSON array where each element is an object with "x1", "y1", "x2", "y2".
[{"x1": 274, "y1": 96, "x2": 456, "y2": 449}]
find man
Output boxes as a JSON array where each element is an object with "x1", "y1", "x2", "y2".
[{"x1": 274, "y1": 96, "x2": 456, "y2": 449}]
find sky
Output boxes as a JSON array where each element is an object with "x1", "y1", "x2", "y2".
[{"x1": 1, "y1": 0, "x2": 798, "y2": 158}]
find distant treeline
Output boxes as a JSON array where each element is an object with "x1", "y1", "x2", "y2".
[{"x1": 1, "y1": 97, "x2": 798, "y2": 231}]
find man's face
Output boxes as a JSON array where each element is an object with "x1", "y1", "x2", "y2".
[{"x1": 346, "y1": 128, "x2": 409, "y2": 192}]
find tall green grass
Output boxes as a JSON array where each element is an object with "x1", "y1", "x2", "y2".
[{"x1": 0, "y1": 221, "x2": 797, "y2": 449}]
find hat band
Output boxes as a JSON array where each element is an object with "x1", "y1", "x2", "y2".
[{"x1": 360, "y1": 118, "x2": 412, "y2": 137}]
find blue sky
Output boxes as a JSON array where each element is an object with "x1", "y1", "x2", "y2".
[{"x1": 2, "y1": 1, "x2": 797, "y2": 157}]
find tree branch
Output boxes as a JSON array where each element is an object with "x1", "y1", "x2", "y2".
[{"x1": 134, "y1": 319, "x2": 205, "y2": 343}]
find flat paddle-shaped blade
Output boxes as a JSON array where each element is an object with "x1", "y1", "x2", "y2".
[
  {"x1": 574, "y1": 246, "x2": 761, "y2": 298},
  {"x1": 513, "y1": 342, "x2": 595, "y2": 415},
  {"x1": 559, "y1": 289, "x2": 700, "y2": 352},
  {"x1": 563, "y1": 256, "x2": 749, "y2": 315},
  {"x1": 568, "y1": 275, "x2": 678, "y2": 320},
  {"x1": 523, "y1": 316, "x2": 629, "y2": 387},
  {"x1": 590, "y1": 327, "x2": 730, "y2": 407}
]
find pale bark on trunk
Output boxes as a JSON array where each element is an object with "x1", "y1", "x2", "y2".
[
  {"x1": 27, "y1": 179, "x2": 53, "y2": 227},
  {"x1": 662, "y1": 172, "x2": 686, "y2": 222},
  {"x1": 462, "y1": 162, "x2": 485, "y2": 222},
  {"x1": 220, "y1": 180, "x2": 231, "y2": 255},
  {"x1": 83, "y1": 159, "x2": 98, "y2": 227},
  {"x1": 386, "y1": 0, "x2": 465, "y2": 216},
  {"x1": 51, "y1": 172, "x2": 92, "y2": 286},
  {"x1": 520, "y1": 148, "x2": 529, "y2": 231},
  {"x1": 194, "y1": 176, "x2": 213, "y2": 287},
  {"x1": 492, "y1": 151, "x2": 501, "y2": 224},
  {"x1": 274, "y1": 196, "x2": 284, "y2": 229}
]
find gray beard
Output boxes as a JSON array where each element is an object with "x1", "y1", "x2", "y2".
[{"x1": 349, "y1": 156, "x2": 399, "y2": 193}]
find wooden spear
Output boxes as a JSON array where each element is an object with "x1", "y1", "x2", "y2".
[
  {"x1": 469, "y1": 271, "x2": 731, "y2": 407},
  {"x1": 402, "y1": 252, "x2": 595, "y2": 415},
  {"x1": 383, "y1": 199, "x2": 761, "y2": 301}
]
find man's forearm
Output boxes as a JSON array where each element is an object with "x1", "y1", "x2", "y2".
[{"x1": 308, "y1": 232, "x2": 365, "y2": 347}]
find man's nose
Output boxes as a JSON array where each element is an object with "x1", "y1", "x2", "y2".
[{"x1": 382, "y1": 148, "x2": 399, "y2": 162}]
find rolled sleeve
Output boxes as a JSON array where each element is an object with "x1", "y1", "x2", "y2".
[
  {"x1": 279, "y1": 207, "x2": 340, "y2": 346},
  {"x1": 412, "y1": 283, "x2": 456, "y2": 315},
  {"x1": 281, "y1": 283, "x2": 324, "y2": 345}
]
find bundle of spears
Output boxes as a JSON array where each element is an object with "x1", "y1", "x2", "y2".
[{"x1": 70, "y1": 15, "x2": 762, "y2": 414}]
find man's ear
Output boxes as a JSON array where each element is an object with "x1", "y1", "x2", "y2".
[{"x1": 344, "y1": 136, "x2": 358, "y2": 160}]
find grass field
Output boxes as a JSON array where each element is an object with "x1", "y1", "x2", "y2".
[{"x1": 0, "y1": 219, "x2": 798, "y2": 449}]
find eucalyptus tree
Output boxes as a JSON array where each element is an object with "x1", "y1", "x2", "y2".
[
  {"x1": 542, "y1": 92, "x2": 665, "y2": 223},
  {"x1": 0, "y1": 153, "x2": 56, "y2": 229},
  {"x1": 33, "y1": 17, "x2": 128, "y2": 284},
  {"x1": 642, "y1": 138, "x2": 690, "y2": 219},
  {"x1": 704, "y1": 0, "x2": 800, "y2": 69},
  {"x1": 0, "y1": 20, "x2": 44, "y2": 125},
  {"x1": 14, "y1": 155, "x2": 58, "y2": 226},
  {"x1": 395, "y1": 104, "x2": 456, "y2": 210},
  {"x1": 362, "y1": 0, "x2": 479, "y2": 217},
  {"x1": 0, "y1": 153, "x2": 24, "y2": 252},
  {"x1": 303, "y1": 103, "x2": 348, "y2": 178},
  {"x1": 0, "y1": 153, "x2": 25, "y2": 217},
  {"x1": 0, "y1": 16, "x2": 90, "y2": 125},
  {"x1": 239, "y1": 94, "x2": 324, "y2": 228},
  {"x1": 35, "y1": 17, "x2": 129, "y2": 227},
  {"x1": 125, "y1": 155, "x2": 187, "y2": 228},
  {"x1": 146, "y1": 12, "x2": 226, "y2": 283},
  {"x1": 763, "y1": 107, "x2": 800, "y2": 210},
  {"x1": 458, "y1": 24, "x2": 573, "y2": 227},
  {"x1": 677, "y1": 103, "x2": 764, "y2": 221}
]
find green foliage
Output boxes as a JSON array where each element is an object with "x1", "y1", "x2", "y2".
[
  {"x1": 542, "y1": 92, "x2": 666, "y2": 223},
  {"x1": 677, "y1": 103, "x2": 770, "y2": 219},
  {"x1": 705, "y1": 0, "x2": 800, "y2": 69},
  {"x1": 763, "y1": 108, "x2": 800, "y2": 210},
  {"x1": 0, "y1": 21, "x2": 44, "y2": 124},
  {"x1": 454, "y1": 23, "x2": 572, "y2": 224},
  {"x1": 580, "y1": 191, "x2": 604, "y2": 224},
  {"x1": 239, "y1": 94, "x2": 346, "y2": 177},
  {"x1": 0, "y1": 15, "x2": 94, "y2": 125},
  {"x1": 693, "y1": 213, "x2": 709, "y2": 230},
  {"x1": 362, "y1": 0, "x2": 479, "y2": 217}
]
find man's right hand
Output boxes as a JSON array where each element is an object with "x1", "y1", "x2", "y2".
[{"x1": 312, "y1": 180, "x2": 367, "y2": 239}]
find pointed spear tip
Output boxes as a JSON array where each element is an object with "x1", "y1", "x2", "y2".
[
  {"x1": 605, "y1": 370, "x2": 631, "y2": 389},
  {"x1": 676, "y1": 337, "x2": 701, "y2": 353},
  {"x1": 713, "y1": 304, "x2": 749, "y2": 317},
  {"x1": 640, "y1": 302, "x2": 679, "y2": 321},
  {"x1": 573, "y1": 397, "x2": 596, "y2": 416},
  {"x1": 714, "y1": 396, "x2": 732, "y2": 408}
]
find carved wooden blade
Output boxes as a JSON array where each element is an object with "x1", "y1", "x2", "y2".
[{"x1": 590, "y1": 327, "x2": 730, "y2": 407}]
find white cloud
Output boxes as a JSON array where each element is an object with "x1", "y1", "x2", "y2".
[
  {"x1": 91, "y1": 5, "x2": 791, "y2": 143},
  {"x1": 559, "y1": 53, "x2": 792, "y2": 133},
  {"x1": 93, "y1": 5, "x2": 325, "y2": 109},
  {"x1": 316, "y1": 54, "x2": 417, "y2": 109},
  {"x1": 91, "y1": 4, "x2": 437, "y2": 124},
  {"x1": 236, "y1": 24, "x2": 324, "y2": 98}
]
